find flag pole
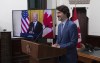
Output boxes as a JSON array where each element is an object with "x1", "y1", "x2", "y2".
[{"x1": 75, "y1": 0, "x2": 76, "y2": 8}]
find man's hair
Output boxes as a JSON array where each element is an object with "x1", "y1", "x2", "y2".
[{"x1": 56, "y1": 5, "x2": 70, "y2": 18}]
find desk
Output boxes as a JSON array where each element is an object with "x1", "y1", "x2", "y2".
[{"x1": 78, "y1": 50, "x2": 100, "y2": 63}]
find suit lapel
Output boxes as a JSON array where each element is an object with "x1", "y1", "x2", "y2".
[{"x1": 61, "y1": 20, "x2": 69, "y2": 37}]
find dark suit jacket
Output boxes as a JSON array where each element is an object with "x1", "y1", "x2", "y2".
[
  {"x1": 56, "y1": 19, "x2": 78, "y2": 63},
  {"x1": 27, "y1": 21, "x2": 43, "y2": 40}
]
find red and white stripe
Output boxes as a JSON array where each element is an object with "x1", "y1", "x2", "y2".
[{"x1": 21, "y1": 17, "x2": 29, "y2": 33}]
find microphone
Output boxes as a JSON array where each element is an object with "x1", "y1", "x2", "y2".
[
  {"x1": 34, "y1": 25, "x2": 48, "y2": 42},
  {"x1": 84, "y1": 43, "x2": 94, "y2": 52}
]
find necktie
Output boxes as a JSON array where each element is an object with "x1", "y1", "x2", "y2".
[
  {"x1": 61, "y1": 23, "x2": 63, "y2": 34},
  {"x1": 32, "y1": 23, "x2": 34, "y2": 31},
  {"x1": 33, "y1": 23, "x2": 35, "y2": 29}
]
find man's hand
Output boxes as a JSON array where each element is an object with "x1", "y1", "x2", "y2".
[
  {"x1": 52, "y1": 43, "x2": 60, "y2": 48},
  {"x1": 29, "y1": 31, "x2": 34, "y2": 34}
]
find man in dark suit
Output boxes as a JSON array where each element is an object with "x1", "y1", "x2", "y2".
[
  {"x1": 27, "y1": 13, "x2": 43, "y2": 41},
  {"x1": 52, "y1": 5, "x2": 78, "y2": 63}
]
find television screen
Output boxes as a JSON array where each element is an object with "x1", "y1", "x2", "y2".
[{"x1": 12, "y1": 9, "x2": 56, "y2": 39}]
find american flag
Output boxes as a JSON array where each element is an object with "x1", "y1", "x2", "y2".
[{"x1": 21, "y1": 10, "x2": 29, "y2": 33}]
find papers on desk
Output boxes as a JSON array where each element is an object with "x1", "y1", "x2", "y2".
[
  {"x1": 27, "y1": 35, "x2": 33, "y2": 38},
  {"x1": 92, "y1": 50, "x2": 100, "y2": 57},
  {"x1": 80, "y1": 48, "x2": 100, "y2": 58}
]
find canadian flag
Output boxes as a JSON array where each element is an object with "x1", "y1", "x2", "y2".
[
  {"x1": 42, "y1": 10, "x2": 53, "y2": 38},
  {"x1": 72, "y1": 7, "x2": 82, "y2": 48}
]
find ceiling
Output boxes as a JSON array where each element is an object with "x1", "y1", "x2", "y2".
[{"x1": 69, "y1": 0, "x2": 90, "y2": 4}]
